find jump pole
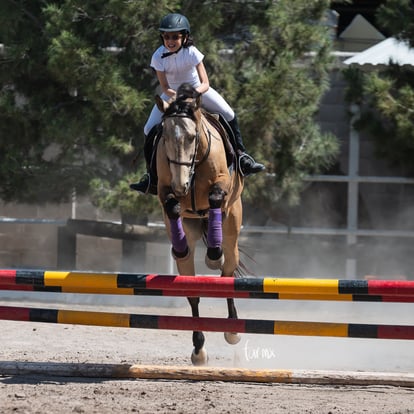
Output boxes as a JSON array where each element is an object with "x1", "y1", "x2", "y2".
[
  {"x1": 2, "y1": 282, "x2": 413, "y2": 303},
  {"x1": 1, "y1": 269, "x2": 413, "y2": 298},
  {"x1": 1, "y1": 305, "x2": 413, "y2": 340},
  {"x1": 1, "y1": 361, "x2": 414, "y2": 387}
]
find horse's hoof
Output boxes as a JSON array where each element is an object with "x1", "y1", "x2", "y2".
[
  {"x1": 191, "y1": 347, "x2": 208, "y2": 366},
  {"x1": 205, "y1": 253, "x2": 224, "y2": 270},
  {"x1": 224, "y1": 332, "x2": 241, "y2": 345}
]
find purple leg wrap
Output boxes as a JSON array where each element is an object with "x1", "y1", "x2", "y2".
[
  {"x1": 207, "y1": 208, "x2": 222, "y2": 248},
  {"x1": 170, "y1": 218, "x2": 188, "y2": 253}
]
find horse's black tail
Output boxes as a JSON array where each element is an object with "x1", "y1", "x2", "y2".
[{"x1": 235, "y1": 245, "x2": 257, "y2": 278}]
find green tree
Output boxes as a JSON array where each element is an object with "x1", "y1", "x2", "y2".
[
  {"x1": 0, "y1": 0, "x2": 339, "y2": 220},
  {"x1": 0, "y1": 0, "x2": 177, "y2": 216},
  {"x1": 234, "y1": 0, "x2": 339, "y2": 210},
  {"x1": 343, "y1": 0, "x2": 414, "y2": 174}
]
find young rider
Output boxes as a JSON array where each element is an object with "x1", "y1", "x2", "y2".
[{"x1": 130, "y1": 13, "x2": 265, "y2": 195}]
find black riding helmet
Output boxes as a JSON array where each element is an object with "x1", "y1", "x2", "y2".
[{"x1": 159, "y1": 13, "x2": 190, "y2": 34}]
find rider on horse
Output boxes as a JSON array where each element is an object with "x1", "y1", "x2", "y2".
[{"x1": 130, "y1": 13, "x2": 265, "y2": 195}]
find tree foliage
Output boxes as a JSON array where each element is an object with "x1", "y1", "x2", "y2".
[
  {"x1": 343, "y1": 0, "x2": 414, "y2": 174},
  {"x1": 0, "y1": 0, "x2": 171, "y2": 215},
  {"x1": 233, "y1": 0, "x2": 338, "y2": 206},
  {"x1": 0, "y1": 0, "x2": 339, "y2": 218}
]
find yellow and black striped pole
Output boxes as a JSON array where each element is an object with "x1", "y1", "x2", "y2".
[
  {"x1": 1, "y1": 269, "x2": 413, "y2": 302},
  {"x1": 1, "y1": 305, "x2": 413, "y2": 340}
]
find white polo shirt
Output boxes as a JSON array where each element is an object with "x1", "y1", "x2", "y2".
[{"x1": 150, "y1": 45, "x2": 204, "y2": 90}]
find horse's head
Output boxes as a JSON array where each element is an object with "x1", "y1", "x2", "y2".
[{"x1": 156, "y1": 83, "x2": 202, "y2": 197}]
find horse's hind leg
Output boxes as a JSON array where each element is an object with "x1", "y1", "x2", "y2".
[{"x1": 223, "y1": 297, "x2": 241, "y2": 344}]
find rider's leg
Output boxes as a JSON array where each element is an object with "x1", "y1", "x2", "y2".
[
  {"x1": 227, "y1": 115, "x2": 265, "y2": 176},
  {"x1": 129, "y1": 125, "x2": 159, "y2": 195},
  {"x1": 201, "y1": 88, "x2": 265, "y2": 176},
  {"x1": 130, "y1": 102, "x2": 164, "y2": 195}
]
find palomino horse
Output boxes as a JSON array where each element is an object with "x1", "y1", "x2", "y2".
[{"x1": 155, "y1": 83, "x2": 244, "y2": 365}]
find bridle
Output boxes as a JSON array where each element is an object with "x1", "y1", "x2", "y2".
[
  {"x1": 162, "y1": 111, "x2": 211, "y2": 172},
  {"x1": 162, "y1": 109, "x2": 213, "y2": 214}
]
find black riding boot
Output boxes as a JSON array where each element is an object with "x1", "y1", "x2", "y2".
[
  {"x1": 129, "y1": 127, "x2": 158, "y2": 195},
  {"x1": 228, "y1": 116, "x2": 265, "y2": 176}
]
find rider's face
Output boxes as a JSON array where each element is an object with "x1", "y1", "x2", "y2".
[{"x1": 161, "y1": 31, "x2": 184, "y2": 52}]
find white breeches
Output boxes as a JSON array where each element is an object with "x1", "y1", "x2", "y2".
[{"x1": 144, "y1": 87, "x2": 235, "y2": 136}]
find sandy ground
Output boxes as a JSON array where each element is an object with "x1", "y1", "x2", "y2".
[{"x1": 1, "y1": 292, "x2": 414, "y2": 413}]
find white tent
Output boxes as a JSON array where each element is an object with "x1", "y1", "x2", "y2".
[{"x1": 344, "y1": 37, "x2": 414, "y2": 68}]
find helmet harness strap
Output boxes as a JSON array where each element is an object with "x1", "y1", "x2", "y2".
[{"x1": 161, "y1": 46, "x2": 183, "y2": 59}]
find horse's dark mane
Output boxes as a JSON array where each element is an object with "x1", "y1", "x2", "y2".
[
  {"x1": 177, "y1": 83, "x2": 200, "y2": 100},
  {"x1": 163, "y1": 83, "x2": 201, "y2": 120}
]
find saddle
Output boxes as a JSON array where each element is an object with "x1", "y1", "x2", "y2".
[{"x1": 201, "y1": 110, "x2": 236, "y2": 168}]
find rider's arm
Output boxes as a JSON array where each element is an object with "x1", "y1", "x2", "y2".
[
  {"x1": 195, "y1": 61, "x2": 210, "y2": 94},
  {"x1": 156, "y1": 70, "x2": 176, "y2": 99}
]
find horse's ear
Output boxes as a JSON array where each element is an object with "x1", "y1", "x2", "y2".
[{"x1": 155, "y1": 95, "x2": 169, "y2": 113}]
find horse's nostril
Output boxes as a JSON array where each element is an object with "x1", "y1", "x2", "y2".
[{"x1": 172, "y1": 182, "x2": 190, "y2": 197}]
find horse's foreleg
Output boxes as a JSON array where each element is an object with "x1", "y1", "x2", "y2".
[
  {"x1": 164, "y1": 195, "x2": 189, "y2": 260},
  {"x1": 205, "y1": 185, "x2": 225, "y2": 270},
  {"x1": 187, "y1": 297, "x2": 208, "y2": 365},
  {"x1": 164, "y1": 204, "x2": 207, "y2": 365}
]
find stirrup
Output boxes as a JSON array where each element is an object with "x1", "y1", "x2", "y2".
[
  {"x1": 238, "y1": 153, "x2": 265, "y2": 177},
  {"x1": 130, "y1": 173, "x2": 157, "y2": 195}
]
